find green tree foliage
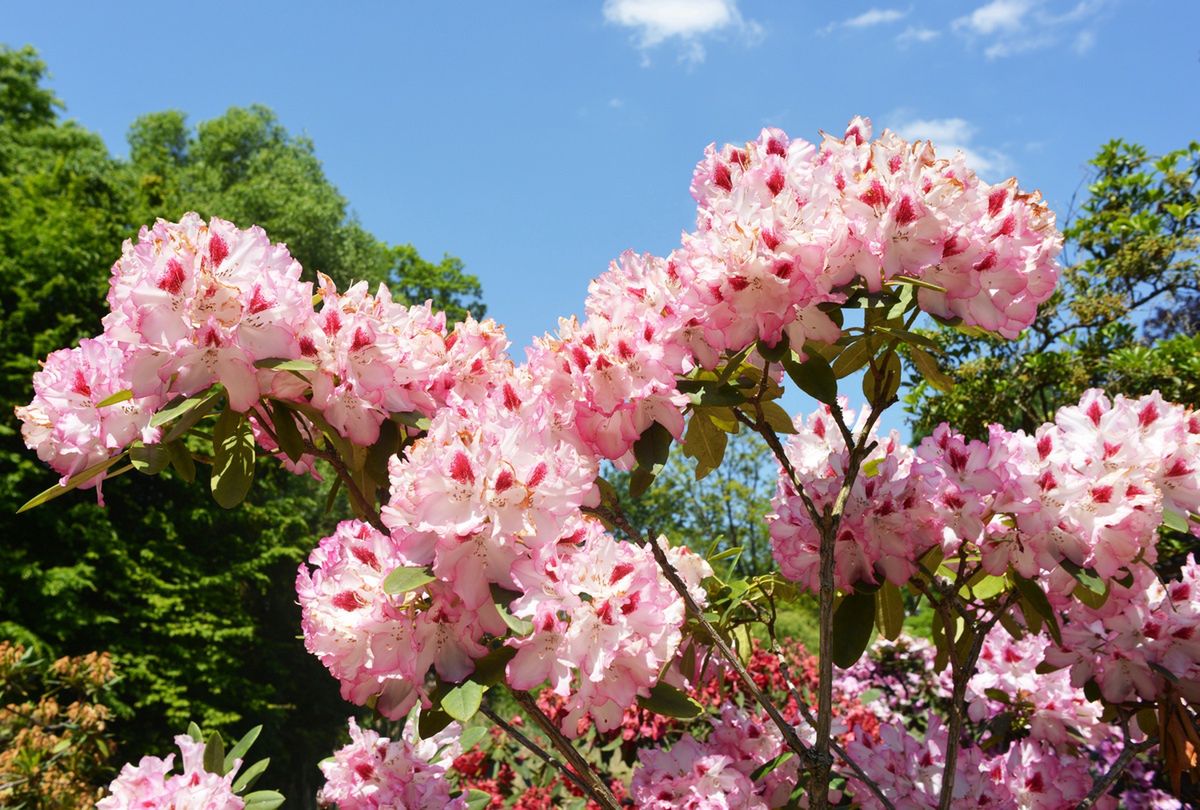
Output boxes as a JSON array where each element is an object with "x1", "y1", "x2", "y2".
[
  {"x1": 0, "y1": 45, "x2": 484, "y2": 804},
  {"x1": 906, "y1": 139, "x2": 1200, "y2": 440},
  {"x1": 608, "y1": 430, "x2": 776, "y2": 578}
]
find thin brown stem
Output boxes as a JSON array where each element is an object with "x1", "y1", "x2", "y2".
[
  {"x1": 509, "y1": 690, "x2": 621, "y2": 810},
  {"x1": 768, "y1": 640, "x2": 896, "y2": 810},
  {"x1": 479, "y1": 704, "x2": 597, "y2": 800},
  {"x1": 592, "y1": 503, "x2": 817, "y2": 768},
  {"x1": 300, "y1": 438, "x2": 388, "y2": 534},
  {"x1": 1077, "y1": 735, "x2": 1156, "y2": 809}
]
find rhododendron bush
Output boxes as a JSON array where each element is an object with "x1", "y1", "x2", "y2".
[{"x1": 17, "y1": 117, "x2": 1200, "y2": 808}]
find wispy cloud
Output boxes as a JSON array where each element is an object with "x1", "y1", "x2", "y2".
[
  {"x1": 896, "y1": 25, "x2": 940, "y2": 46},
  {"x1": 820, "y1": 6, "x2": 908, "y2": 35},
  {"x1": 890, "y1": 116, "x2": 1012, "y2": 178},
  {"x1": 952, "y1": 0, "x2": 1111, "y2": 60},
  {"x1": 603, "y1": 0, "x2": 763, "y2": 65}
]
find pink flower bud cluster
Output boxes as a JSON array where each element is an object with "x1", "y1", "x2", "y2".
[
  {"x1": 506, "y1": 520, "x2": 711, "y2": 734},
  {"x1": 683, "y1": 117, "x2": 1060, "y2": 354},
  {"x1": 97, "y1": 734, "x2": 243, "y2": 810},
  {"x1": 316, "y1": 718, "x2": 466, "y2": 810}
]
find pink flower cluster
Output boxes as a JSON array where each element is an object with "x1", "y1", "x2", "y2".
[
  {"x1": 683, "y1": 117, "x2": 1060, "y2": 354},
  {"x1": 629, "y1": 704, "x2": 794, "y2": 809},
  {"x1": 768, "y1": 402, "x2": 940, "y2": 591},
  {"x1": 770, "y1": 390, "x2": 1200, "y2": 704},
  {"x1": 16, "y1": 335, "x2": 161, "y2": 492},
  {"x1": 97, "y1": 734, "x2": 243, "y2": 810},
  {"x1": 507, "y1": 520, "x2": 710, "y2": 734},
  {"x1": 17, "y1": 213, "x2": 508, "y2": 490},
  {"x1": 967, "y1": 626, "x2": 1107, "y2": 748},
  {"x1": 317, "y1": 718, "x2": 465, "y2": 810},
  {"x1": 844, "y1": 717, "x2": 1107, "y2": 810},
  {"x1": 296, "y1": 520, "x2": 504, "y2": 719}
]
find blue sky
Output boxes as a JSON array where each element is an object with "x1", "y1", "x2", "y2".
[{"x1": 6, "y1": 0, "x2": 1199, "y2": 430}]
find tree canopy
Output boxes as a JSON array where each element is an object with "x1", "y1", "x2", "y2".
[{"x1": 0, "y1": 44, "x2": 485, "y2": 804}]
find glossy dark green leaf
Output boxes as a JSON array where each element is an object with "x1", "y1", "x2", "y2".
[
  {"x1": 1012, "y1": 573, "x2": 1061, "y2": 645},
  {"x1": 224, "y1": 725, "x2": 262, "y2": 774},
  {"x1": 875, "y1": 582, "x2": 905, "y2": 641},
  {"x1": 832, "y1": 590, "x2": 877, "y2": 668},
  {"x1": 269, "y1": 401, "x2": 306, "y2": 463},
  {"x1": 782, "y1": 352, "x2": 838, "y2": 405},
  {"x1": 472, "y1": 646, "x2": 517, "y2": 686},
  {"x1": 203, "y1": 730, "x2": 225, "y2": 775},
  {"x1": 211, "y1": 408, "x2": 256, "y2": 509},
  {"x1": 637, "y1": 681, "x2": 703, "y2": 719},
  {"x1": 17, "y1": 452, "x2": 127, "y2": 513},
  {"x1": 130, "y1": 442, "x2": 170, "y2": 475},
  {"x1": 681, "y1": 410, "x2": 727, "y2": 481}
]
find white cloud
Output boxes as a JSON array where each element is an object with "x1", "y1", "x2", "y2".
[
  {"x1": 890, "y1": 116, "x2": 1011, "y2": 178},
  {"x1": 953, "y1": 0, "x2": 1032, "y2": 35},
  {"x1": 952, "y1": 0, "x2": 1110, "y2": 60},
  {"x1": 603, "y1": 0, "x2": 762, "y2": 64},
  {"x1": 896, "y1": 25, "x2": 940, "y2": 45},
  {"x1": 845, "y1": 8, "x2": 908, "y2": 28},
  {"x1": 820, "y1": 6, "x2": 908, "y2": 35}
]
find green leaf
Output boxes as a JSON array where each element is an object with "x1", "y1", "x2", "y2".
[
  {"x1": 211, "y1": 408, "x2": 256, "y2": 509},
  {"x1": 418, "y1": 706, "x2": 454, "y2": 738},
  {"x1": 1012, "y1": 573, "x2": 1061, "y2": 645},
  {"x1": 269, "y1": 401, "x2": 306, "y2": 463},
  {"x1": 95, "y1": 389, "x2": 133, "y2": 407},
  {"x1": 832, "y1": 590, "x2": 877, "y2": 668},
  {"x1": 782, "y1": 352, "x2": 838, "y2": 405},
  {"x1": 225, "y1": 725, "x2": 262, "y2": 774},
  {"x1": 873, "y1": 325, "x2": 941, "y2": 353},
  {"x1": 441, "y1": 680, "x2": 486, "y2": 722},
  {"x1": 472, "y1": 646, "x2": 517, "y2": 686},
  {"x1": 253, "y1": 357, "x2": 318, "y2": 372},
  {"x1": 688, "y1": 381, "x2": 745, "y2": 407},
  {"x1": 382, "y1": 565, "x2": 436, "y2": 596},
  {"x1": 166, "y1": 439, "x2": 196, "y2": 483},
  {"x1": 634, "y1": 421, "x2": 673, "y2": 470},
  {"x1": 465, "y1": 789, "x2": 493, "y2": 810},
  {"x1": 366, "y1": 418, "x2": 400, "y2": 484},
  {"x1": 750, "y1": 751, "x2": 795, "y2": 781},
  {"x1": 831, "y1": 337, "x2": 878, "y2": 378},
  {"x1": 187, "y1": 722, "x2": 204, "y2": 743},
  {"x1": 756, "y1": 337, "x2": 790, "y2": 362},
  {"x1": 153, "y1": 386, "x2": 224, "y2": 442},
  {"x1": 232, "y1": 757, "x2": 270, "y2": 792},
  {"x1": 1162, "y1": 508, "x2": 1190, "y2": 533},
  {"x1": 910, "y1": 347, "x2": 954, "y2": 392},
  {"x1": 458, "y1": 726, "x2": 489, "y2": 751},
  {"x1": 1060, "y1": 559, "x2": 1109, "y2": 608},
  {"x1": 130, "y1": 442, "x2": 170, "y2": 476},
  {"x1": 203, "y1": 730, "x2": 225, "y2": 775},
  {"x1": 757, "y1": 401, "x2": 798, "y2": 434},
  {"x1": 17, "y1": 452, "x2": 127, "y2": 513},
  {"x1": 242, "y1": 790, "x2": 285, "y2": 810},
  {"x1": 682, "y1": 410, "x2": 727, "y2": 481},
  {"x1": 637, "y1": 681, "x2": 704, "y2": 719},
  {"x1": 874, "y1": 582, "x2": 905, "y2": 641}
]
